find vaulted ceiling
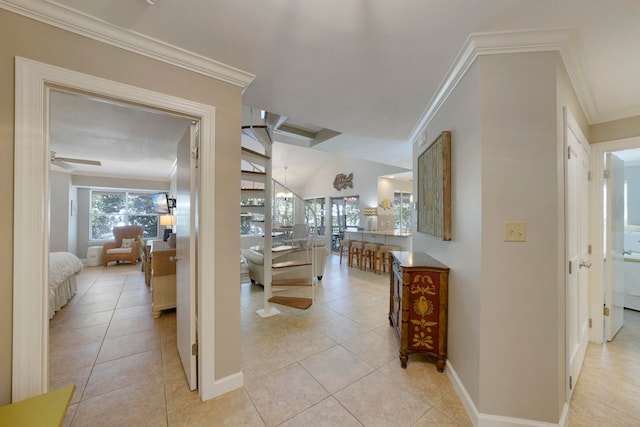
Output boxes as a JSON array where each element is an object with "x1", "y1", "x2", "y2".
[{"x1": 9, "y1": 0, "x2": 640, "y2": 183}]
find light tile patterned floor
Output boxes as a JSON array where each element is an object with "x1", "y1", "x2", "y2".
[{"x1": 49, "y1": 255, "x2": 640, "y2": 426}]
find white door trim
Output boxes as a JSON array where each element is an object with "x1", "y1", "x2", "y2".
[
  {"x1": 589, "y1": 135, "x2": 640, "y2": 343},
  {"x1": 564, "y1": 106, "x2": 591, "y2": 402},
  {"x1": 13, "y1": 56, "x2": 219, "y2": 401}
]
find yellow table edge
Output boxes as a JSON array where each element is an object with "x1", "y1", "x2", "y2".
[{"x1": 0, "y1": 384, "x2": 75, "y2": 427}]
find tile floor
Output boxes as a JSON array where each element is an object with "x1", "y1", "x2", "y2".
[
  {"x1": 49, "y1": 254, "x2": 640, "y2": 426},
  {"x1": 568, "y1": 308, "x2": 640, "y2": 426}
]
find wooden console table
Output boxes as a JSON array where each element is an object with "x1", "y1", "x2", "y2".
[
  {"x1": 150, "y1": 240, "x2": 176, "y2": 318},
  {"x1": 389, "y1": 251, "x2": 449, "y2": 371}
]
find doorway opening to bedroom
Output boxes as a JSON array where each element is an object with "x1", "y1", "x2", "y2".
[
  {"x1": 47, "y1": 88, "x2": 199, "y2": 412},
  {"x1": 14, "y1": 57, "x2": 221, "y2": 404}
]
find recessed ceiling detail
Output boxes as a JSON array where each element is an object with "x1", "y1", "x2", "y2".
[{"x1": 265, "y1": 113, "x2": 341, "y2": 148}]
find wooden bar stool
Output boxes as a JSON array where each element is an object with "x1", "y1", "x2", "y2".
[
  {"x1": 349, "y1": 241, "x2": 365, "y2": 268},
  {"x1": 377, "y1": 245, "x2": 402, "y2": 274},
  {"x1": 338, "y1": 239, "x2": 352, "y2": 265},
  {"x1": 362, "y1": 242, "x2": 382, "y2": 272}
]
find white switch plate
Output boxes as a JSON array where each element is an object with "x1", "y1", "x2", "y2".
[{"x1": 504, "y1": 221, "x2": 526, "y2": 242}]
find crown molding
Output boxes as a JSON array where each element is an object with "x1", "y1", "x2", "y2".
[
  {"x1": 409, "y1": 28, "x2": 603, "y2": 145},
  {"x1": 0, "y1": 0, "x2": 255, "y2": 90}
]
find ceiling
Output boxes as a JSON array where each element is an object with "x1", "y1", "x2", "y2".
[{"x1": 25, "y1": 0, "x2": 640, "y2": 183}]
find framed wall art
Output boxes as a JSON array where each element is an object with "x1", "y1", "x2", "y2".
[{"x1": 417, "y1": 131, "x2": 451, "y2": 240}]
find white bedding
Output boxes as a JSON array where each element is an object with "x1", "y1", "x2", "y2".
[{"x1": 49, "y1": 252, "x2": 83, "y2": 318}]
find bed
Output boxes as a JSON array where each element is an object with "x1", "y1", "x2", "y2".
[{"x1": 49, "y1": 252, "x2": 84, "y2": 319}]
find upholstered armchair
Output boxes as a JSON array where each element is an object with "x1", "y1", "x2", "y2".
[{"x1": 102, "y1": 225, "x2": 144, "y2": 267}]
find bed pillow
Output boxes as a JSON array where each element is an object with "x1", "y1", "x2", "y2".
[{"x1": 121, "y1": 238, "x2": 136, "y2": 249}]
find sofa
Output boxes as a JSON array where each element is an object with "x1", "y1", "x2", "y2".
[{"x1": 241, "y1": 240, "x2": 329, "y2": 285}]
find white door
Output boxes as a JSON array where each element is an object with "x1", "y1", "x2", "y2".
[
  {"x1": 605, "y1": 153, "x2": 625, "y2": 341},
  {"x1": 176, "y1": 123, "x2": 198, "y2": 390},
  {"x1": 566, "y1": 109, "x2": 590, "y2": 399}
]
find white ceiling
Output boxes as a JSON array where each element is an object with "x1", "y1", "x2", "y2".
[
  {"x1": 50, "y1": 90, "x2": 192, "y2": 180},
  {"x1": 30, "y1": 0, "x2": 640, "y2": 182}
]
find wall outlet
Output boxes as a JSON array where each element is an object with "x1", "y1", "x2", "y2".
[{"x1": 504, "y1": 221, "x2": 526, "y2": 242}]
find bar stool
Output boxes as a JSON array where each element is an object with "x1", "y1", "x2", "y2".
[
  {"x1": 338, "y1": 239, "x2": 352, "y2": 265},
  {"x1": 377, "y1": 245, "x2": 402, "y2": 274},
  {"x1": 362, "y1": 242, "x2": 382, "y2": 272},
  {"x1": 349, "y1": 241, "x2": 365, "y2": 269}
]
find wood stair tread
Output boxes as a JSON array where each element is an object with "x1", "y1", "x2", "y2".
[
  {"x1": 272, "y1": 278, "x2": 313, "y2": 287},
  {"x1": 272, "y1": 260, "x2": 312, "y2": 269},
  {"x1": 241, "y1": 146, "x2": 270, "y2": 160},
  {"x1": 268, "y1": 296, "x2": 312, "y2": 310}
]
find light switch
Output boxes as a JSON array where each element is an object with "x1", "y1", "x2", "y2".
[{"x1": 504, "y1": 221, "x2": 526, "y2": 242}]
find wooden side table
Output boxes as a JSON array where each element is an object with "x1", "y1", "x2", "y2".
[{"x1": 389, "y1": 251, "x2": 450, "y2": 371}]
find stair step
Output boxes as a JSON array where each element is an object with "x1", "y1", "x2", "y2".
[
  {"x1": 268, "y1": 296, "x2": 312, "y2": 310},
  {"x1": 241, "y1": 170, "x2": 267, "y2": 184},
  {"x1": 242, "y1": 125, "x2": 272, "y2": 150},
  {"x1": 241, "y1": 188, "x2": 265, "y2": 199},
  {"x1": 272, "y1": 278, "x2": 313, "y2": 287},
  {"x1": 272, "y1": 260, "x2": 312, "y2": 269},
  {"x1": 241, "y1": 147, "x2": 270, "y2": 167},
  {"x1": 240, "y1": 205, "x2": 265, "y2": 214}
]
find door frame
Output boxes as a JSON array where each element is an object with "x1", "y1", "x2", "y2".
[
  {"x1": 12, "y1": 57, "x2": 222, "y2": 401},
  {"x1": 589, "y1": 135, "x2": 640, "y2": 343},
  {"x1": 564, "y1": 106, "x2": 591, "y2": 401}
]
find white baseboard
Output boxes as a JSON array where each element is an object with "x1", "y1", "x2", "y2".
[{"x1": 446, "y1": 361, "x2": 569, "y2": 427}]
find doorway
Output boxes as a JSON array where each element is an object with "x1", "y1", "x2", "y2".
[
  {"x1": 48, "y1": 90, "x2": 197, "y2": 399},
  {"x1": 330, "y1": 196, "x2": 360, "y2": 251},
  {"x1": 588, "y1": 137, "x2": 640, "y2": 345},
  {"x1": 13, "y1": 57, "x2": 221, "y2": 401}
]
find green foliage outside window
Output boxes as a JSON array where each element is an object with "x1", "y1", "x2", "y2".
[
  {"x1": 394, "y1": 191, "x2": 412, "y2": 231},
  {"x1": 90, "y1": 190, "x2": 159, "y2": 240}
]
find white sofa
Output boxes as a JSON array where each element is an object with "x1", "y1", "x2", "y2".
[{"x1": 241, "y1": 241, "x2": 329, "y2": 285}]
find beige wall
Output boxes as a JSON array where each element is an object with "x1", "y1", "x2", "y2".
[
  {"x1": 413, "y1": 52, "x2": 567, "y2": 423},
  {"x1": 0, "y1": 9, "x2": 242, "y2": 404},
  {"x1": 412, "y1": 60, "x2": 483, "y2": 406},
  {"x1": 590, "y1": 115, "x2": 640, "y2": 144},
  {"x1": 479, "y1": 52, "x2": 561, "y2": 422}
]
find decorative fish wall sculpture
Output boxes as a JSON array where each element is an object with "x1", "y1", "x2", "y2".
[{"x1": 333, "y1": 173, "x2": 354, "y2": 191}]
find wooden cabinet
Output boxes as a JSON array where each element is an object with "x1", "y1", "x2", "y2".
[
  {"x1": 389, "y1": 251, "x2": 449, "y2": 371},
  {"x1": 150, "y1": 240, "x2": 176, "y2": 318}
]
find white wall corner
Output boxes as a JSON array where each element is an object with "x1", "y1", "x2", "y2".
[
  {"x1": 408, "y1": 28, "x2": 597, "y2": 143},
  {"x1": 446, "y1": 361, "x2": 568, "y2": 427}
]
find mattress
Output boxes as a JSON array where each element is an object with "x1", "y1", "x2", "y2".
[{"x1": 49, "y1": 252, "x2": 84, "y2": 318}]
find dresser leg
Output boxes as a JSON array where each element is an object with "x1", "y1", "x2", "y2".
[
  {"x1": 152, "y1": 309, "x2": 161, "y2": 319},
  {"x1": 436, "y1": 358, "x2": 446, "y2": 372},
  {"x1": 399, "y1": 352, "x2": 408, "y2": 369}
]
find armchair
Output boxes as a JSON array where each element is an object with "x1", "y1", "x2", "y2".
[{"x1": 103, "y1": 225, "x2": 144, "y2": 267}]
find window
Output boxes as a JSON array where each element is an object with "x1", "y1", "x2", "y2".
[
  {"x1": 305, "y1": 197, "x2": 325, "y2": 236},
  {"x1": 331, "y1": 196, "x2": 360, "y2": 234},
  {"x1": 394, "y1": 191, "x2": 412, "y2": 231},
  {"x1": 274, "y1": 181, "x2": 294, "y2": 226},
  {"x1": 240, "y1": 196, "x2": 264, "y2": 236},
  {"x1": 90, "y1": 190, "x2": 160, "y2": 240}
]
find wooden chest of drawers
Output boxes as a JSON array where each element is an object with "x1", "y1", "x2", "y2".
[{"x1": 389, "y1": 251, "x2": 449, "y2": 371}]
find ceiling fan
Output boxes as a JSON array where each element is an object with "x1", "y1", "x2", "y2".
[{"x1": 50, "y1": 151, "x2": 102, "y2": 168}]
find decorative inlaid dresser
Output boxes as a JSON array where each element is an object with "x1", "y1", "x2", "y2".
[{"x1": 389, "y1": 251, "x2": 449, "y2": 371}]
